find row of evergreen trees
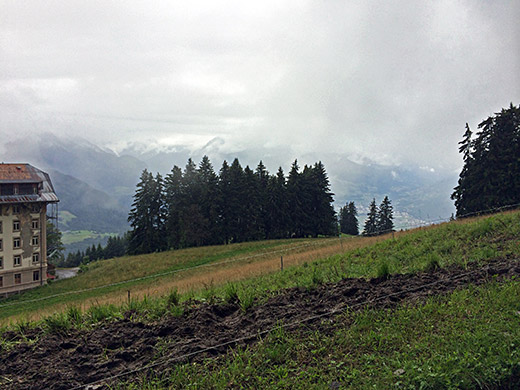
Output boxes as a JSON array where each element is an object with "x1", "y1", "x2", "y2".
[
  {"x1": 338, "y1": 197, "x2": 394, "y2": 237},
  {"x1": 451, "y1": 103, "x2": 520, "y2": 216},
  {"x1": 362, "y1": 196, "x2": 394, "y2": 236},
  {"x1": 127, "y1": 157, "x2": 337, "y2": 255},
  {"x1": 61, "y1": 235, "x2": 128, "y2": 267}
]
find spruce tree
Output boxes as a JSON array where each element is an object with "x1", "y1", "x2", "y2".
[
  {"x1": 339, "y1": 201, "x2": 359, "y2": 235},
  {"x1": 198, "y1": 156, "x2": 219, "y2": 245},
  {"x1": 266, "y1": 167, "x2": 289, "y2": 239},
  {"x1": 308, "y1": 161, "x2": 336, "y2": 237},
  {"x1": 128, "y1": 169, "x2": 165, "y2": 254},
  {"x1": 362, "y1": 198, "x2": 378, "y2": 236},
  {"x1": 451, "y1": 103, "x2": 520, "y2": 216},
  {"x1": 164, "y1": 165, "x2": 183, "y2": 249},
  {"x1": 377, "y1": 196, "x2": 394, "y2": 234}
]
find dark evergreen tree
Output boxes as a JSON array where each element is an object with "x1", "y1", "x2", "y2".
[
  {"x1": 242, "y1": 165, "x2": 262, "y2": 241},
  {"x1": 227, "y1": 158, "x2": 247, "y2": 242},
  {"x1": 451, "y1": 104, "x2": 520, "y2": 216},
  {"x1": 164, "y1": 165, "x2": 183, "y2": 249},
  {"x1": 195, "y1": 156, "x2": 219, "y2": 245},
  {"x1": 128, "y1": 169, "x2": 165, "y2": 254},
  {"x1": 308, "y1": 161, "x2": 336, "y2": 237},
  {"x1": 217, "y1": 160, "x2": 232, "y2": 244},
  {"x1": 377, "y1": 196, "x2": 394, "y2": 234},
  {"x1": 255, "y1": 161, "x2": 269, "y2": 238},
  {"x1": 287, "y1": 160, "x2": 307, "y2": 237},
  {"x1": 362, "y1": 198, "x2": 378, "y2": 236},
  {"x1": 266, "y1": 167, "x2": 290, "y2": 239},
  {"x1": 339, "y1": 201, "x2": 359, "y2": 235},
  {"x1": 180, "y1": 158, "x2": 207, "y2": 247}
]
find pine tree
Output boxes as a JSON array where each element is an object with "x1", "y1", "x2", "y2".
[
  {"x1": 311, "y1": 161, "x2": 336, "y2": 236},
  {"x1": 198, "y1": 156, "x2": 219, "y2": 245},
  {"x1": 362, "y1": 199, "x2": 378, "y2": 236},
  {"x1": 180, "y1": 158, "x2": 207, "y2": 247},
  {"x1": 128, "y1": 169, "x2": 165, "y2": 254},
  {"x1": 217, "y1": 160, "x2": 232, "y2": 244},
  {"x1": 255, "y1": 161, "x2": 269, "y2": 238},
  {"x1": 377, "y1": 196, "x2": 394, "y2": 234},
  {"x1": 164, "y1": 165, "x2": 183, "y2": 249},
  {"x1": 287, "y1": 160, "x2": 307, "y2": 237},
  {"x1": 451, "y1": 103, "x2": 520, "y2": 216},
  {"x1": 339, "y1": 201, "x2": 359, "y2": 235},
  {"x1": 266, "y1": 167, "x2": 290, "y2": 239}
]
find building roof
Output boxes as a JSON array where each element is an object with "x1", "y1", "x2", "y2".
[{"x1": 0, "y1": 163, "x2": 59, "y2": 204}]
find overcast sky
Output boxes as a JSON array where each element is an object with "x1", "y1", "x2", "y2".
[{"x1": 1, "y1": 0, "x2": 518, "y2": 171}]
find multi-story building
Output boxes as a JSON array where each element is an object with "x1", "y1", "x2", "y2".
[{"x1": 0, "y1": 163, "x2": 59, "y2": 295}]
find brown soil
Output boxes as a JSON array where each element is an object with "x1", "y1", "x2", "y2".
[{"x1": 1, "y1": 257, "x2": 519, "y2": 390}]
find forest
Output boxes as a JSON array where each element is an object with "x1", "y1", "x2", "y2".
[{"x1": 127, "y1": 158, "x2": 338, "y2": 255}]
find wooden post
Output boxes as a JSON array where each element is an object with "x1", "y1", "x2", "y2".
[
  {"x1": 281, "y1": 256, "x2": 284, "y2": 271},
  {"x1": 127, "y1": 290, "x2": 131, "y2": 304}
]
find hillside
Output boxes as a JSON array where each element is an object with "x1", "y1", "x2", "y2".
[{"x1": 0, "y1": 210, "x2": 519, "y2": 389}]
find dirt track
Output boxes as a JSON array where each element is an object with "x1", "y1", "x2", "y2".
[{"x1": 1, "y1": 257, "x2": 519, "y2": 390}]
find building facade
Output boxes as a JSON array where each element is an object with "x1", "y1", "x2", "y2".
[{"x1": 0, "y1": 164, "x2": 59, "y2": 295}]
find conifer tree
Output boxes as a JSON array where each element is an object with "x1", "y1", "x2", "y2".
[
  {"x1": 339, "y1": 201, "x2": 359, "y2": 235},
  {"x1": 377, "y1": 196, "x2": 394, "y2": 234},
  {"x1": 198, "y1": 156, "x2": 219, "y2": 245},
  {"x1": 266, "y1": 167, "x2": 289, "y2": 239},
  {"x1": 128, "y1": 169, "x2": 165, "y2": 254},
  {"x1": 164, "y1": 165, "x2": 183, "y2": 249},
  {"x1": 309, "y1": 161, "x2": 336, "y2": 237},
  {"x1": 287, "y1": 160, "x2": 307, "y2": 237},
  {"x1": 451, "y1": 103, "x2": 520, "y2": 216},
  {"x1": 362, "y1": 198, "x2": 378, "y2": 236}
]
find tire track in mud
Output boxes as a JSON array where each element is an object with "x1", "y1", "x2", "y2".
[{"x1": 1, "y1": 257, "x2": 519, "y2": 390}]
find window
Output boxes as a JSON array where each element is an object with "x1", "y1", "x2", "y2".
[
  {"x1": 0, "y1": 220, "x2": 2, "y2": 233},
  {"x1": 0, "y1": 276, "x2": 3, "y2": 287},
  {"x1": 0, "y1": 239, "x2": 2, "y2": 251},
  {"x1": 0, "y1": 256, "x2": 3, "y2": 269},
  {"x1": 14, "y1": 255, "x2": 21, "y2": 266},
  {"x1": 13, "y1": 238, "x2": 21, "y2": 249},
  {"x1": 13, "y1": 220, "x2": 20, "y2": 231},
  {"x1": 32, "y1": 253, "x2": 39, "y2": 263},
  {"x1": 32, "y1": 219, "x2": 39, "y2": 229},
  {"x1": 33, "y1": 271, "x2": 40, "y2": 281},
  {"x1": 14, "y1": 273, "x2": 21, "y2": 285},
  {"x1": 13, "y1": 205, "x2": 20, "y2": 214},
  {"x1": 31, "y1": 204, "x2": 40, "y2": 213},
  {"x1": 32, "y1": 236, "x2": 39, "y2": 246}
]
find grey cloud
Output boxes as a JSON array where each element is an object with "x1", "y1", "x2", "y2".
[{"x1": 0, "y1": 1, "x2": 518, "y2": 171}]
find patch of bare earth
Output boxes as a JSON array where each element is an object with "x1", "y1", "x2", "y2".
[{"x1": 1, "y1": 257, "x2": 519, "y2": 390}]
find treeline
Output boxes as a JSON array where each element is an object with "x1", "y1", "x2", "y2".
[
  {"x1": 362, "y1": 196, "x2": 394, "y2": 236},
  {"x1": 338, "y1": 196, "x2": 394, "y2": 237},
  {"x1": 127, "y1": 157, "x2": 337, "y2": 255},
  {"x1": 60, "y1": 235, "x2": 128, "y2": 267},
  {"x1": 451, "y1": 103, "x2": 520, "y2": 216}
]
